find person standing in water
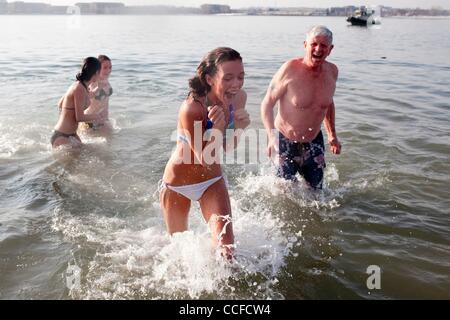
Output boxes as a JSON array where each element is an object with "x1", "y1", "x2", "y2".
[
  {"x1": 51, "y1": 57, "x2": 104, "y2": 148},
  {"x1": 160, "y1": 47, "x2": 250, "y2": 259},
  {"x1": 82, "y1": 55, "x2": 113, "y2": 134},
  {"x1": 261, "y1": 25, "x2": 342, "y2": 189}
]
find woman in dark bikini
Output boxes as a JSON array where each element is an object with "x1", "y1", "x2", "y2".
[
  {"x1": 52, "y1": 57, "x2": 104, "y2": 148},
  {"x1": 160, "y1": 47, "x2": 250, "y2": 259},
  {"x1": 82, "y1": 54, "x2": 113, "y2": 134}
]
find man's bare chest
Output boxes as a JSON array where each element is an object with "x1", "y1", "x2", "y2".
[{"x1": 285, "y1": 76, "x2": 335, "y2": 110}]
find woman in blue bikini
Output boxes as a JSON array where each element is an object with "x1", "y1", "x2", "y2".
[{"x1": 160, "y1": 47, "x2": 250, "y2": 259}]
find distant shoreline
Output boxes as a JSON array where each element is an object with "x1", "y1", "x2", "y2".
[
  {"x1": 2, "y1": 14, "x2": 450, "y2": 18},
  {"x1": 1, "y1": 3, "x2": 448, "y2": 17}
]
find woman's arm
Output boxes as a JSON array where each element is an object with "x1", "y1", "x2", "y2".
[
  {"x1": 73, "y1": 86, "x2": 102, "y2": 123},
  {"x1": 57, "y1": 96, "x2": 64, "y2": 111},
  {"x1": 233, "y1": 90, "x2": 249, "y2": 130},
  {"x1": 179, "y1": 100, "x2": 225, "y2": 166}
]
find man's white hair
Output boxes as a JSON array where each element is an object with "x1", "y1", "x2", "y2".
[{"x1": 306, "y1": 25, "x2": 333, "y2": 44}]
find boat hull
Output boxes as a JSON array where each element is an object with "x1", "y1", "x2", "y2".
[{"x1": 347, "y1": 16, "x2": 371, "y2": 26}]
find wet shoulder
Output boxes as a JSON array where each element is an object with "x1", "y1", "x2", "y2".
[
  {"x1": 276, "y1": 59, "x2": 300, "y2": 87},
  {"x1": 325, "y1": 61, "x2": 338, "y2": 80},
  {"x1": 179, "y1": 97, "x2": 205, "y2": 122},
  {"x1": 73, "y1": 81, "x2": 86, "y2": 94},
  {"x1": 281, "y1": 58, "x2": 301, "y2": 74},
  {"x1": 66, "y1": 82, "x2": 80, "y2": 99}
]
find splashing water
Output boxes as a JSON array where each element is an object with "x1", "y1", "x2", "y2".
[
  {"x1": 48, "y1": 158, "x2": 395, "y2": 300},
  {"x1": 51, "y1": 175, "x2": 300, "y2": 299}
]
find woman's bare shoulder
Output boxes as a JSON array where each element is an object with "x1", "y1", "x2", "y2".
[{"x1": 179, "y1": 96, "x2": 205, "y2": 121}]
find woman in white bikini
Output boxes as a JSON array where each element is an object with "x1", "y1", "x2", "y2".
[
  {"x1": 52, "y1": 57, "x2": 104, "y2": 149},
  {"x1": 160, "y1": 47, "x2": 250, "y2": 259}
]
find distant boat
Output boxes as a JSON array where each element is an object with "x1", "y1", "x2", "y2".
[{"x1": 347, "y1": 6, "x2": 381, "y2": 26}]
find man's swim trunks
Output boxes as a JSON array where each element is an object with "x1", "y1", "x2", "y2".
[{"x1": 277, "y1": 130, "x2": 326, "y2": 189}]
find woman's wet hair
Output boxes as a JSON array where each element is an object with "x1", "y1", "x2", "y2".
[
  {"x1": 98, "y1": 55, "x2": 111, "y2": 63},
  {"x1": 76, "y1": 57, "x2": 101, "y2": 82},
  {"x1": 189, "y1": 47, "x2": 242, "y2": 98}
]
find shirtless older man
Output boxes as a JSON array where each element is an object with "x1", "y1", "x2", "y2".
[{"x1": 261, "y1": 25, "x2": 341, "y2": 189}]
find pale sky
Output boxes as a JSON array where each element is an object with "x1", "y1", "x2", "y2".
[{"x1": 12, "y1": 0, "x2": 450, "y2": 9}]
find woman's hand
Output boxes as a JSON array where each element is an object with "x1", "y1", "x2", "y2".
[
  {"x1": 208, "y1": 105, "x2": 225, "y2": 131},
  {"x1": 234, "y1": 108, "x2": 250, "y2": 129}
]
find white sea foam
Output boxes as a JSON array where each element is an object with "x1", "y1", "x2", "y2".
[
  {"x1": 0, "y1": 122, "x2": 51, "y2": 158},
  {"x1": 234, "y1": 165, "x2": 343, "y2": 210},
  {"x1": 52, "y1": 181, "x2": 297, "y2": 299},
  {"x1": 49, "y1": 158, "x2": 395, "y2": 299}
]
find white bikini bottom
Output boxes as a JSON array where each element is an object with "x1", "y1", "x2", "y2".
[{"x1": 164, "y1": 176, "x2": 223, "y2": 201}]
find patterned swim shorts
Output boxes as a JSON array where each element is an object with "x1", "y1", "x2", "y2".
[{"x1": 277, "y1": 130, "x2": 326, "y2": 189}]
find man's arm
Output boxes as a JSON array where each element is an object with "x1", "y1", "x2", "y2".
[
  {"x1": 324, "y1": 101, "x2": 341, "y2": 155},
  {"x1": 261, "y1": 65, "x2": 288, "y2": 134},
  {"x1": 260, "y1": 62, "x2": 289, "y2": 157}
]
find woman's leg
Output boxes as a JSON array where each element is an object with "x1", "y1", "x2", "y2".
[
  {"x1": 160, "y1": 185, "x2": 191, "y2": 234},
  {"x1": 199, "y1": 178, "x2": 234, "y2": 258}
]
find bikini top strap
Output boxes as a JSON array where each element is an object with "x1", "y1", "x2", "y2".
[{"x1": 188, "y1": 92, "x2": 208, "y2": 125}]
